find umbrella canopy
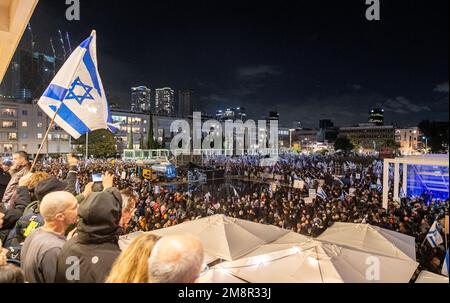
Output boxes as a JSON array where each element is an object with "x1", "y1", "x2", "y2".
[
  {"x1": 198, "y1": 269, "x2": 247, "y2": 283},
  {"x1": 317, "y1": 223, "x2": 416, "y2": 261},
  {"x1": 212, "y1": 240, "x2": 418, "y2": 283},
  {"x1": 119, "y1": 231, "x2": 219, "y2": 265},
  {"x1": 415, "y1": 271, "x2": 449, "y2": 283},
  {"x1": 149, "y1": 215, "x2": 290, "y2": 261},
  {"x1": 243, "y1": 231, "x2": 311, "y2": 257}
]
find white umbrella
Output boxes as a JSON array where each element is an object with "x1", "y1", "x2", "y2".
[
  {"x1": 198, "y1": 269, "x2": 247, "y2": 283},
  {"x1": 317, "y1": 223, "x2": 416, "y2": 261},
  {"x1": 415, "y1": 271, "x2": 449, "y2": 284},
  {"x1": 243, "y1": 231, "x2": 311, "y2": 257},
  {"x1": 212, "y1": 240, "x2": 418, "y2": 283},
  {"x1": 149, "y1": 215, "x2": 290, "y2": 261},
  {"x1": 119, "y1": 231, "x2": 219, "y2": 265}
]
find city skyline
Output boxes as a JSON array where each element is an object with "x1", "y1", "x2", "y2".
[{"x1": 6, "y1": 0, "x2": 450, "y2": 128}]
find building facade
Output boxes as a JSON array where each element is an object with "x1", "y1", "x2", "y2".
[
  {"x1": 339, "y1": 123, "x2": 395, "y2": 149},
  {"x1": 0, "y1": 98, "x2": 70, "y2": 156},
  {"x1": 131, "y1": 86, "x2": 151, "y2": 112},
  {"x1": 395, "y1": 127, "x2": 423, "y2": 155},
  {"x1": 368, "y1": 107, "x2": 385, "y2": 126},
  {"x1": 178, "y1": 89, "x2": 194, "y2": 118},
  {"x1": 216, "y1": 107, "x2": 247, "y2": 122},
  {"x1": 155, "y1": 87, "x2": 175, "y2": 116}
]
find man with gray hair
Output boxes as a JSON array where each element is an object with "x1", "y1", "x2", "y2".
[
  {"x1": 148, "y1": 234, "x2": 204, "y2": 283},
  {"x1": 20, "y1": 191, "x2": 78, "y2": 283}
]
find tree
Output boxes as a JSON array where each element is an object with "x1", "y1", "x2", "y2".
[
  {"x1": 75, "y1": 129, "x2": 117, "y2": 158},
  {"x1": 419, "y1": 120, "x2": 449, "y2": 153},
  {"x1": 146, "y1": 112, "x2": 160, "y2": 149},
  {"x1": 334, "y1": 137, "x2": 354, "y2": 152},
  {"x1": 128, "y1": 125, "x2": 134, "y2": 150},
  {"x1": 139, "y1": 133, "x2": 145, "y2": 150}
]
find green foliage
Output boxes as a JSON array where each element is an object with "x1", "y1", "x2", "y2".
[
  {"x1": 75, "y1": 129, "x2": 117, "y2": 158},
  {"x1": 334, "y1": 137, "x2": 355, "y2": 152}
]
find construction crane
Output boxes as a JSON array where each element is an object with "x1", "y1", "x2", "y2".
[
  {"x1": 65, "y1": 32, "x2": 73, "y2": 54},
  {"x1": 58, "y1": 29, "x2": 67, "y2": 60},
  {"x1": 49, "y1": 37, "x2": 57, "y2": 76},
  {"x1": 27, "y1": 23, "x2": 36, "y2": 53}
]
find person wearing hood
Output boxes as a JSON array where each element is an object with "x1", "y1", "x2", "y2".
[{"x1": 55, "y1": 172, "x2": 124, "y2": 283}]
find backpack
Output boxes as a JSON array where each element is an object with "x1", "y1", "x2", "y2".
[{"x1": 4, "y1": 201, "x2": 45, "y2": 248}]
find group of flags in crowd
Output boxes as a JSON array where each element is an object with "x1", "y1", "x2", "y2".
[{"x1": 426, "y1": 220, "x2": 449, "y2": 277}]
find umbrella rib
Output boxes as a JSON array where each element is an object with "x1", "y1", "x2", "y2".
[{"x1": 316, "y1": 246, "x2": 325, "y2": 283}]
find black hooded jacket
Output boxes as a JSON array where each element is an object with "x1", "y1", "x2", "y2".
[{"x1": 55, "y1": 188, "x2": 123, "y2": 283}]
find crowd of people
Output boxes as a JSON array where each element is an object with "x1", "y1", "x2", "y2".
[{"x1": 0, "y1": 150, "x2": 448, "y2": 283}]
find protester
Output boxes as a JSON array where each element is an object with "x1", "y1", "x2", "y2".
[
  {"x1": 0, "y1": 159, "x2": 12, "y2": 201},
  {"x1": 1, "y1": 154, "x2": 82, "y2": 246},
  {"x1": 147, "y1": 234, "x2": 204, "y2": 283},
  {"x1": 0, "y1": 153, "x2": 443, "y2": 282},
  {"x1": 1, "y1": 151, "x2": 30, "y2": 211},
  {"x1": 106, "y1": 233, "x2": 160, "y2": 283},
  {"x1": 55, "y1": 172, "x2": 123, "y2": 283},
  {"x1": 0, "y1": 264, "x2": 25, "y2": 283},
  {"x1": 20, "y1": 191, "x2": 78, "y2": 283}
]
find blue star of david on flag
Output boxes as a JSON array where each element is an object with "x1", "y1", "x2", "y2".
[{"x1": 64, "y1": 77, "x2": 95, "y2": 105}]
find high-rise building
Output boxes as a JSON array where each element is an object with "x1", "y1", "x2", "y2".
[
  {"x1": 1, "y1": 49, "x2": 62, "y2": 100},
  {"x1": 369, "y1": 107, "x2": 385, "y2": 126},
  {"x1": 268, "y1": 111, "x2": 279, "y2": 122},
  {"x1": 155, "y1": 87, "x2": 175, "y2": 116},
  {"x1": 131, "y1": 86, "x2": 151, "y2": 112},
  {"x1": 292, "y1": 121, "x2": 302, "y2": 130},
  {"x1": 319, "y1": 119, "x2": 334, "y2": 129},
  {"x1": 216, "y1": 107, "x2": 247, "y2": 121},
  {"x1": 178, "y1": 89, "x2": 193, "y2": 118}
]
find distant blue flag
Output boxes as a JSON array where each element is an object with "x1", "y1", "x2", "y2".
[{"x1": 38, "y1": 30, "x2": 117, "y2": 139}]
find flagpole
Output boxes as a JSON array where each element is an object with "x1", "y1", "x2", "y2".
[
  {"x1": 85, "y1": 132, "x2": 89, "y2": 161},
  {"x1": 30, "y1": 107, "x2": 61, "y2": 172}
]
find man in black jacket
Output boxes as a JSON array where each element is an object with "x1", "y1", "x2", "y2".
[
  {"x1": 55, "y1": 172, "x2": 125, "y2": 283},
  {"x1": 0, "y1": 160, "x2": 12, "y2": 203}
]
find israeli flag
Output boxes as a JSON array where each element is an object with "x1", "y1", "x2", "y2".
[
  {"x1": 377, "y1": 178, "x2": 383, "y2": 192},
  {"x1": 317, "y1": 186, "x2": 327, "y2": 200},
  {"x1": 38, "y1": 31, "x2": 116, "y2": 139},
  {"x1": 442, "y1": 250, "x2": 449, "y2": 277},
  {"x1": 427, "y1": 220, "x2": 444, "y2": 248},
  {"x1": 339, "y1": 191, "x2": 345, "y2": 201},
  {"x1": 334, "y1": 176, "x2": 344, "y2": 186}
]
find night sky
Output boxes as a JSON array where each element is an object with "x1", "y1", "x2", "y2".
[{"x1": 25, "y1": 0, "x2": 449, "y2": 128}]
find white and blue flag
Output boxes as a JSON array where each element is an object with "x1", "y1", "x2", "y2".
[
  {"x1": 442, "y1": 250, "x2": 449, "y2": 277},
  {"x1": 317, "y1": 186, "x2": 327, "y2": 200},
  {"x1": 377, "y1": 178, "x2": 383, "y2": 192},
  {"x1": 427, "y1": 220, "x2": 444, "y2": 248},
  {"x1": 38, "y1": 31, "x2": 116, "y2": 139}
]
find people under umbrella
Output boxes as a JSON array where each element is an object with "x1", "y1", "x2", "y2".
[{"x1": 0, "y1": 151, "x2": 448, "y2": 283}]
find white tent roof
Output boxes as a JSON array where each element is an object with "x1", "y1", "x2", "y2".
[
  {"x1": 415, "y1": 271, "x2": 449, "y2": 284},
  {"x1": 243, "y1": 231, "x2": 312, "y2": 257},
  {"x1": 213, "y1": 240, "x2": 418, "y2": 283},
  {"x1": 198, "y1": 269, "x2": 247, "y2": 283},
  {"x1": 317, "y1": 223, "x2": 416, "y2": 261},
  {"x1": 148, "y1": 215, "x2": 290, "y2": 261},
  {"x1": 119, "y1": 231, "x2": 219, "y2": 265}
]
